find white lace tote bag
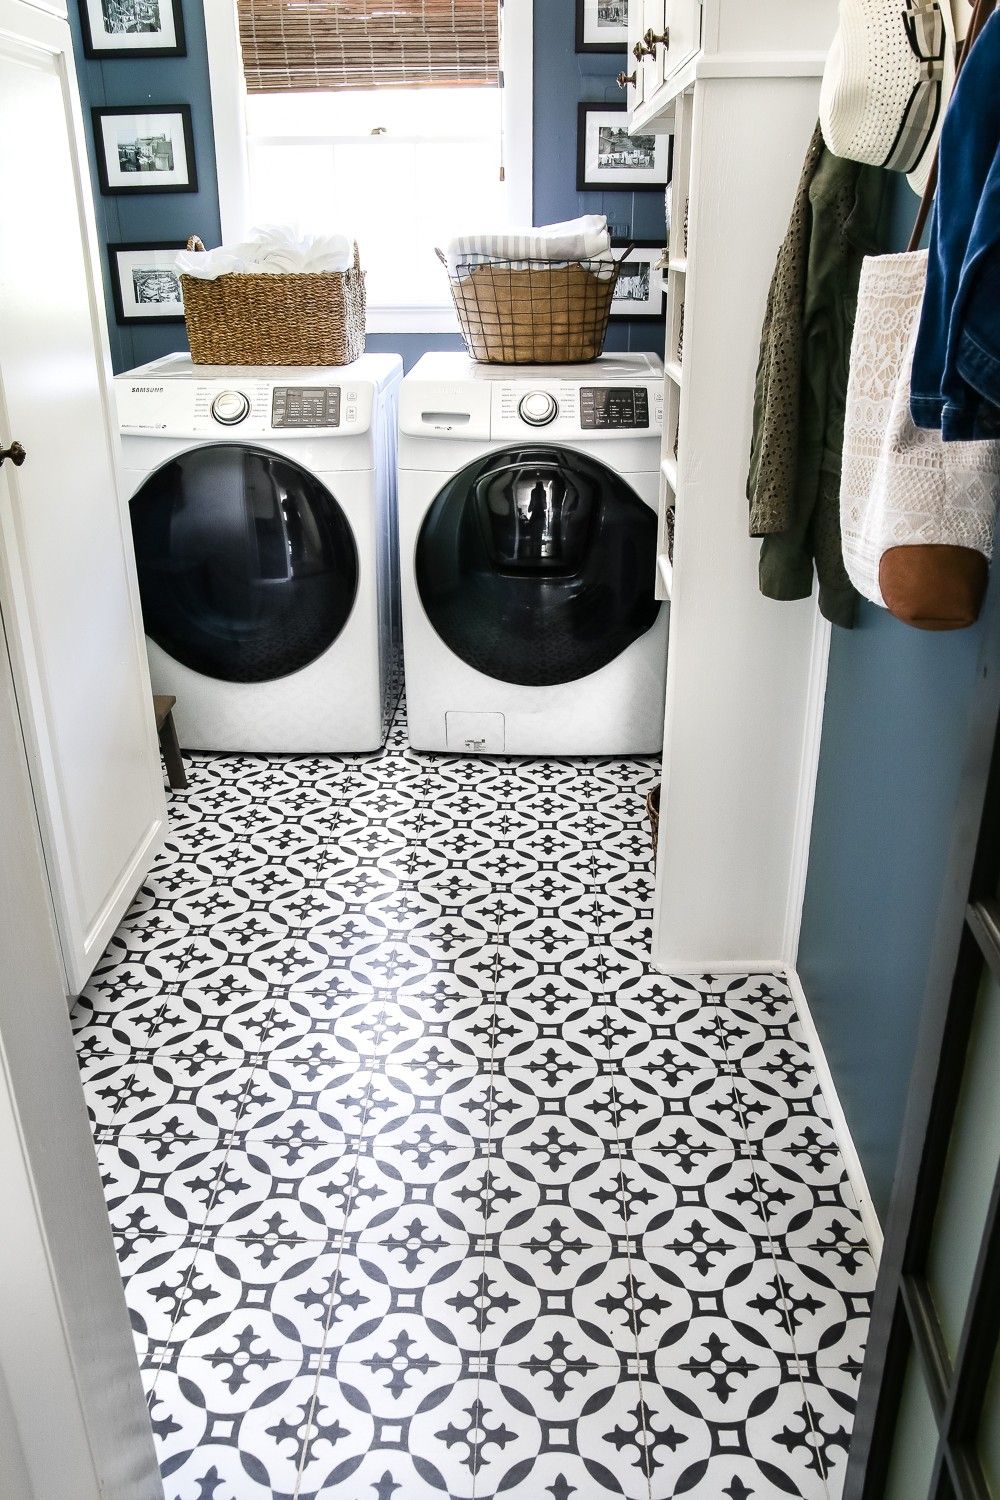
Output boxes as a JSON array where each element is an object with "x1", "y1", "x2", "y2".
[{"x1": 840, "y1": 249, "x2": 1000, "y2": 628}]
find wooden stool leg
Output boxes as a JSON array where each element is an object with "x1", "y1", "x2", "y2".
[{"x1": 159, "y1": 710, "x2": 188, "y2": 791}]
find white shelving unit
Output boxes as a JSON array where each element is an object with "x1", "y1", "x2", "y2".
[{"x1": 629, "y1": 1, "x2": 838, "y2": 970}]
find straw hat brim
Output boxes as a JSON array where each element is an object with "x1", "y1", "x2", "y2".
[{"x1": 907, "y1": 0, "x2": 959, "y2": 195}]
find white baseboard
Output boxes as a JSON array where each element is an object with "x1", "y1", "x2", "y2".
[
  {"x1": 648, "y1": 958, "x2": 790, "y2": 975},
  {"x1": 784, "y1": 966, "x2": 883, "y2": 1260}
]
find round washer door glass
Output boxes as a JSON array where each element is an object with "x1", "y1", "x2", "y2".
[
  {"x1": 416, "y1": 445, "x2": 661, "y2": 687},
  {"x1": 129, "y1": 444, "x2": 359, "y2": 683}
]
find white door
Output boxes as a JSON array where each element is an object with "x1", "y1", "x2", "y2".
[
  {"x1": 0, "y1": 607, "x2": 162, "y2": 1500},
  {"x1": 0, "y1": 0, "x2": 166, "y2": 993}
]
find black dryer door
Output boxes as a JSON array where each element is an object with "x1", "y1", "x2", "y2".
[
  {"x1": 415, "y1": 445, "x2": 660, "y2": 687},
  {"x1": 129, "y1": 444, "x2": 359, "y2": 683}
]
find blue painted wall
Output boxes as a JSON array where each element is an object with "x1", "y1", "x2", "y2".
[
  {"x1": 70, "y1": 0, "x2": 665, "y2": 373},
  {"x1": 68, "y1": 0, "x2": 222, "y2": 374},
  {"x1": 797, "y1": 179, "x2": 993, "y2": 1221}
]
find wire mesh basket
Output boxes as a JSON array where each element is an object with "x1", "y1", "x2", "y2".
[{"x1": 437, "y1": 247, "x2": 631, "y2": 364}]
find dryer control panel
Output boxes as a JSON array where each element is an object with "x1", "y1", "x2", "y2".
[
  {"x1": 116, "y1": 377, "x2": 372, "y2": 438},
  {"x1": 491, "y1": 379, "x2": 663, "y2": 440}
]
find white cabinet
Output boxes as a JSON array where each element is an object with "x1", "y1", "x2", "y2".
[
  {"x1": 627, "y1": 2, "x2": 842, "y2": 968},
  {"x1": 0, "y1": 0, "x2": 167, "y2": 994},
  {"x1": 630, "y1": 0, "x2": 834, "y2": 132}
]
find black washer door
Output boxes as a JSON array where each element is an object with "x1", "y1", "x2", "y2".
[
  {"x1": 416, "y1": 445, "x2": 660, "y2": 687},
  {"x1": 130, "y1": 444, "x2": 359, "y2": 684}
]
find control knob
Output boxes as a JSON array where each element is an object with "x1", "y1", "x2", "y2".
[
  {"x1": 211, "y1": 390, "x2": 251, "y2": 425},
  {"x1": 518, "y1": 390, "x2": 558, "y2": 427}
]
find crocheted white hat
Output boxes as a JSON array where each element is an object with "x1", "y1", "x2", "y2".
[{"x1": 819, "y1": 0, "x2": 958, "y2": 194}]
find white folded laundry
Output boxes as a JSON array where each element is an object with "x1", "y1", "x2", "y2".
[
  {"x1": 175, "y1": 225, "x2": 356, "y2": 281},
  {"x1": 444, "y1": 216, "x2": 611, "y2": 277},
  {"x1": 453, "y1": 248, "x2": 621, "y2": 282}
]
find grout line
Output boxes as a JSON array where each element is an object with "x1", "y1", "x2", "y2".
[{"x1": 607, "y1": 1002, "x2": 654, "y2": 1500}]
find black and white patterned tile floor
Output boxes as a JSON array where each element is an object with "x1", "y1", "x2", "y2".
[{"x1": 72, "y1": 699, "x2": 871, "y2": 1499}]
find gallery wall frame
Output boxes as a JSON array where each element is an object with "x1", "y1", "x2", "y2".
[
  {"x1": 78, "y1": 0, "x2": 186, "y2": 60},
  {"x1": 575, "y1": 0, "x2": 628, "y2": 53},
  {"x1": 610, "y1": 239, "x2": 667, "y2": 318},
  {"x1": 576, "y1": 102, "x2": 672, "y2": 192},
  {"x1": 91, "y1": 103, "x2": 197, "y2": 195},
  {"x1": 107, "y1": 241, "x2": 187, "y2": 324}
]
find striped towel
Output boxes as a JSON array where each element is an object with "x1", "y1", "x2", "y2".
[{"x1": 444, "y1": 216, "x2": 611, "y2": 277}]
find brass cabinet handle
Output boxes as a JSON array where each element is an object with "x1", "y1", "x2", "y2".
[
  {"x1": 0, "y1": 441, "x2": 26, "y2": 468},
  {"x1": 644, "y1": 27, "x2": 670, "y2": 48},
  {"x1": 632, "y1": 39, "x2": 655, "y2": 59},
  {"x1": 617, "y1": 70, "x2": 637, "y2": 88}
]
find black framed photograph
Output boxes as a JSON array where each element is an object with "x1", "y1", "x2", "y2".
[
  {"x1": 611, "y1": 242, "x2": 667, "y2": 319},
  {"x1": 577, "y1": 103, "x2": 672, "y2": 191},
  {"x1": 575, "y1": 0, "x2": 629, "y2": 53},
  {"x1": 91, "y1": 105, "x2": 197, "y2": 194},
  {"x1": 78, "y1": 0, "x2": 186, "y2": 59},
  {"x1": 107, "y1": 241, "x2": 187, "y2": 324}
]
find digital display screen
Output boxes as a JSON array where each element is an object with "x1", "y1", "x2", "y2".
[
  {"x1": 579, "y1": 386, "x2": 650, "y2": 430},
  {"x1": 271, "y1": 387, "x2": 341, "y2": 428}
]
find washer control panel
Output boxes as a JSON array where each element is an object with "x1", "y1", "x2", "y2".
[
  {"x1": 116, "y1": 377, "x2": 372, "y2": 437},
  {"x1": 579, "y1": 386, "x2": 650, "y2": 430},
  {"x1": 518, "y1": 390, "x2": 559, "y2": 427},
  {"x1": 271, "y1": 386, "x2": 342, "y2": 429},
  {"x1": 211, "y1": 390, "x2": 251, "y2": 425},
  {"x1": 491, "y1": 379, "x2": 663, "y2": 440}
]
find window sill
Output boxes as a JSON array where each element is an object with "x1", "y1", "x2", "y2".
[{"x1": 366, "y1": 306, "x2": 460, "y2": 334}]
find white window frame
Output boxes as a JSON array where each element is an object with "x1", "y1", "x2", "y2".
[{"x1": 205, "y1": 0, "x2": 532, "y2": 333}]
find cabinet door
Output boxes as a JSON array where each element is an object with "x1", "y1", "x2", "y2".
[
  {"x1": 627, "y1": 0, "x2": 646, "y2": 107},
  {"x1": 662, "y1": 0, "x2": 703, "y2": 80},
  {"x1": 0, "y1": 3, "x2": 166, "y2": 993}
]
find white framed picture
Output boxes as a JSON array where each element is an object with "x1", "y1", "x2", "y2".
[
  {"x1": 78, "y1": 0, "x2": 185, "y2": 59},
  {"x1": 108, "y1": 242, "x2": 186, "y2": 323},
  {"x1": 575, "y1": 0, "x2": 628, "y2": 52},
  {"x1": 611, "y1": 243, "x2": 667, "y2": 319},
  {"x1": 92, "y1": 105, "x2": 197, "y2": 195},
  {"x1": 577, "y1": 104, "x2": 672, "y2": 191}
]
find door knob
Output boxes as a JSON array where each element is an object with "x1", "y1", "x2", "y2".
[
  {"x1": 617, "y1": 70, "x2": 637, "y2": 88},
  {"x1": 0, "y1": 441, "x2": 26, "y2": 468}
]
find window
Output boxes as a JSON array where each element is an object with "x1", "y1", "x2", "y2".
[{"x1": 206, "y1": 0, "x2": 532, "y2": 332}]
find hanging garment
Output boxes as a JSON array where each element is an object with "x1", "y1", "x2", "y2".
[
  {"x1": 841, "y1": 250, "x2": 1000, "y2": 627},
  {"x1": 748, "y1": 126, "x2": 888, "y2": 628},
  {"x1": 910, "y1": 12, "x2": 1000, "y2": 440}
]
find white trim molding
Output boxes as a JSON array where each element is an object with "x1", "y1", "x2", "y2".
[
  {"x1": 785, "y1": 967, "x2": 884, "y2": 1260},
  {"x1": 781, "y1": 602, "x2": 832, "y2": 967},
  {"x1": 500, "y1": 0, "x2": 532, "y2": 226},
  {"x1": 204, "y1": 0, "x2": 251, "y2": 244}
]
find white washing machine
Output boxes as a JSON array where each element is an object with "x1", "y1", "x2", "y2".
[
  {"x1": 397, "y1": 351, "x2": 668, "y2": 755},
  {"x1": 116, "y1": 352, "x2": 403, "y2": 752}
]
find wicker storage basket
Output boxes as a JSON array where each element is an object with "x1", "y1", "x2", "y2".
[
  {"x1": 179, "y1": 236, "x2": 365, "y2": 366},
  {"x1": 437, "y1": 248, "x2": 630, "y2": 364}
]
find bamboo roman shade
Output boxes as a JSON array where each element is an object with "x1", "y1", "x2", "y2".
[{"x1": 237, "y1": 0, "x2": 501, "y2": 93}]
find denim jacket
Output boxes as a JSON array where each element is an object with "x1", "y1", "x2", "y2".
[{"x1": 911, "y1": 13, "x2": 1000, "y2": 441}]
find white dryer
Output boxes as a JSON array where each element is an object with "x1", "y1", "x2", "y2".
[
  {"x1": 116, "y1": 352, "x2": 402, "y2": 752},
  {"x1": 397, "y1": 352, "x2": 667, "y2": 755}
]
